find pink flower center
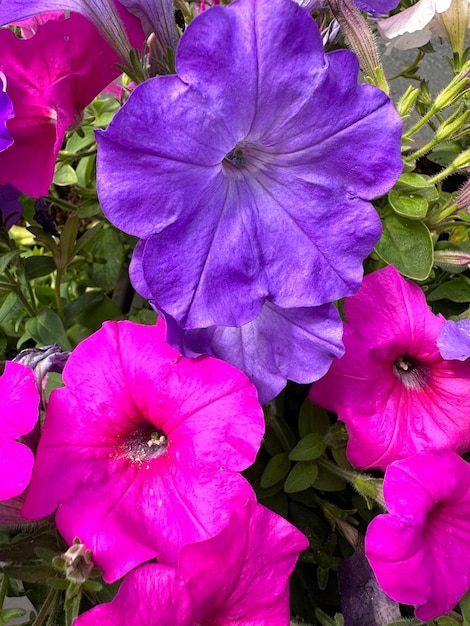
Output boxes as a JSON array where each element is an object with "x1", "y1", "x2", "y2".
[
  {"x1": 124, "y1": 425, "x2": 168, "y2": 464},
  {"x1": 393, "y1": 354, "x2": 429, "y2": 390}
]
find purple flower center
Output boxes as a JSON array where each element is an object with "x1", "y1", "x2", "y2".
[
  {"x1": 124, "y1": 425, "x2": 168, "y2": 464},
  {"x1": 393, "y1": 354, "x2": 429, "y2": 390},
  {"x1": 222, "y1": 141, "x2": 275, "y2": 176}
]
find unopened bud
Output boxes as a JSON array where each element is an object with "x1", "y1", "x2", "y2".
[
  {"x1": 397, "y1": 85, "x2": 420, "y2": 120},
  {"x1": 13, "y1": 344, "x2": 69, "y2": 392},
  {"x1": 452, "y1": 148, "x2": 470, "y2": 170},
  {"x1": 328, "y1": 0, "x2": 388, "y2": 93},
  {"x1": 434, "y1": 62, "x2": 470, "y2": 109},
  {"x1": 456, "y1": 178, "x2": 470, "y2": 212},
  {"x1": 62, "y1": 542, "x2": 94, "y2": 584},
  {"x1": 434, "y1": 249, "x2": 470, "y2": 267},
  {"x1": 435, "y1": 108, "x2": 470, "y2": 142}
]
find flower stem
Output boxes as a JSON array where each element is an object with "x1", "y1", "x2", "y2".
[{"x1": 32, "y1": 588, "x2": 61, "y2": 626}]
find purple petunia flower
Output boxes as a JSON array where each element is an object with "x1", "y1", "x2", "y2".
[
  {"x1": 0, "y1": 362, "x2": 39, "y2": 500},
  {"x1": 22, "y1": 320, "x2": 264, "y2": 582},
  {"x1": 309, "y1": 265, "x2": 470, "y2": 470},
  {"x1": 74, "y1": 501, "x2": 308, "y2": 626},
  {"x1": 438, "y1": 317, "x2": 470, "y2": 361},
  {"x1": 0, "y1": 184, "x2": 22, "y2": 229},
  {"x1": 0, "y1": 73, "x2": 14, "y2": 154},
  {"x1": 130, "y1": 239, "x2": 344, "y2": 404},
  {"x1": 365, "y1": 450, "x2": 470, "y2": 621},
  {"x1": 96, "y1": 0, "x2": 403, "y2": 331}
]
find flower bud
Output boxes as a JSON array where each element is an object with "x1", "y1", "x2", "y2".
[
  {"x1": 397, "y1": 85, "x2": 420, "y2": 120},
  {"x1": 61, "y1": 541, "x2": 94, "y2": 584},
  {"x1": 439, "y1": 0, "x2": 469, "y2": 59}
]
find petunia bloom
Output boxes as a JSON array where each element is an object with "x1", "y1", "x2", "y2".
[
  {"x1": 365, "y1": 450, "x2": 470, "y2": 621},
  {"x1": 22, "y1": 320, "x2": 264, "y2": 582},
  {"x1": 0, "y1": 1, "x2": 137, "y2": 63},
  {"x1": 130, "y1": 240, "x2": 345, "y2": 404},
  {"x1": 74, "y1": 500, "x2": 309, "y2": 626},
  {"x1": 377, "y1": 0, "x2": 466, "y2": 52},
  {"x1": 309, "y1": 265, "x2": 470, "y2": 470},
  {"x1": 0, "y1": 361, "x2": 40, "y2": 500},
  {"x1": 0, "y1": 73, "x2": 14, "y2": 153},
  {"x1": 96, "y1": 0, "x2": 403, "y2": 331},
  {"x1": 0, "y1": 10, "x2": 143, "y2": 197},
  {"x1": 438, "y1": 317, "x2": 470, "y2": 360}
]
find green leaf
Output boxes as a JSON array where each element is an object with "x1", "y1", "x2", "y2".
[
  {"x1": 375, "y1": 213, "x2": 433, "y2": 280},
  {"x1": 0, "y1": 292, "x2": 18, "y2": 323},
  {"x1": 73, "y1": 221, "x2": 104, "y2": 256},
  {"x1": 388, "y1": 189, "x2": 428, "y2": 220},
  {"x1": 0, "y1": 249, "x2": 22, "y2": 274},
  {"x1": 59, "y1": 215, "x2": 80, "y2": 269},
  {"x1": 53, "y1": 161, "x2": 78, "y2": 186},
  {"x1": 459, "y1": 586, "x2": 470, "y2": 625},
  {"x1": 260, "y1": 453, "x2": 291, "y2": 488},
  {"x1": 0, "y1": 608, "x2": 26, "y2": 623},
  {"x1": 298, "y1": 398, "x2": 330, "y2": 438},
  {"x1": 427, "y1": 276, "x2": 470, "y2": 302},
  {"x1": 289, "y1": 433, "x2": 326, "y2": 461},
  {"x1": 24, "y1": 255, "x2": 56, "y2": 280},
  {"x1": 44, "y1": 372, "x2": 65, "y2": 404},
  {"x1": 284, "y1": 461, "x2": 318, "y2": 493},
  {"x1": 396, "y1": 172, "x2": 430, "y2": 188},
  {"x1": 25, "y1": 308, "x2": 72, "y2": 350}
]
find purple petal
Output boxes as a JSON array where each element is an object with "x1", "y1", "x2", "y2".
[
  {"x1": 165, "y1": 300, "x2": 344, "y2": 404},
  {"x1": 437, "y1": 318, "x2": 470, "y2": 361},
  {"x1": 97, "y1": 0, "x2": 403, "y2": 329},
  {"x1": 0, "y1": 75, "x2": 13, "y2": 153},
  {"x1": 0, "y1": 184, "x2": 22, "y2": 229}
]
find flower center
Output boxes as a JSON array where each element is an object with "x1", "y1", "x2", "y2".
[
  {"x1": 392, "y1": 354, "x2": 429, "y2": 390},
  {"x1": 224, "y1": 146, "x2": 245, "y2": 166},
  {"x1": 124, "y1": 425, "x2": 168, "y2": 464}
]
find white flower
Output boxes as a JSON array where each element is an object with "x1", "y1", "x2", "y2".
[{"x1": 378, "y1": 0, "x2": 469, "y2": 51}]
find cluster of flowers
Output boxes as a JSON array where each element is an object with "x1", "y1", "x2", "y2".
[
  {"x1": 310, "y1": 265, "x2": 470, "y2": 620},
  {"x1": 2, "y1": 320, "x2": 308, "y2": 623},
  {"x1": 2, "y1": 0, "x2": 470, "y2": 621}
]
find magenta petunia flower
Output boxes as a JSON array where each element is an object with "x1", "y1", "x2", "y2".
[
  {"x1": 0, "y1": 1, "x2": 140, "y2": 63},
  {"x1": 22, "y1": 320, "x2": 264, "y2": 582},
  {"x1": 130, "y1": 240, "x2": 344, "y2": 404},
  {"x1": 0, "y1": 361, "x2": 39, "y2": 500},
  {"x1": 438, "y1": 318, "x2": 470, "y2": 361},
  {"x1": 0, "y1": 73, "x2": 14, "y2": 153},
  {"x1": 96, "y1": 0, "x2": 403, "y2": 331},
  {"x1": 0, "y1": 10, "x2": 143, "y2": 197},
  {"x1": 365, "y1": 450, "x2": 470, "y2": 621},
  {"x1": 309, "y1": 265, "x2": 470, "y2": 470},
  {"x1": 74, "y1": 500, "x2": 308, "y2": 626}
]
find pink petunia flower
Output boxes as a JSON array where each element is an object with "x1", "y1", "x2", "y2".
[
  {"x1": 0, "y1": 9, "x2": 143, "y2": 197},
  {"x1": 73, "y1": 500, "x2": 308, "y2": 626},
  {"x1": 0, "y1": 362, "x2": 40, "y2": 500},
  {"x1": 309, "y1": 265, "x2": 470, "y2": 469},
  {"x1": 365, "y1": 450, "x2": 470, "y2": 621},
  {"x1": 22, "y1": 320, "x2": 264, "y2": 582}
]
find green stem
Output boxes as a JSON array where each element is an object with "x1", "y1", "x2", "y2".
[
  {"x1": 4, "y1": 269, "x2": 37, "y2": 317},
  {"x1": 45, "y1": 196, "x2": 80, "y2": 212},
  {"x1": 32, "y1": 589, "x2": 61, "y2": 626},
  {"x1": 55, "y1": 267, "x2": 64, "y2": 322},
  {"x1": 403, "y1": 107, "x2": 440, "y2": 140},
  {"x1": 0, "y1": 574, "x2": 8, "y2": 610}
]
